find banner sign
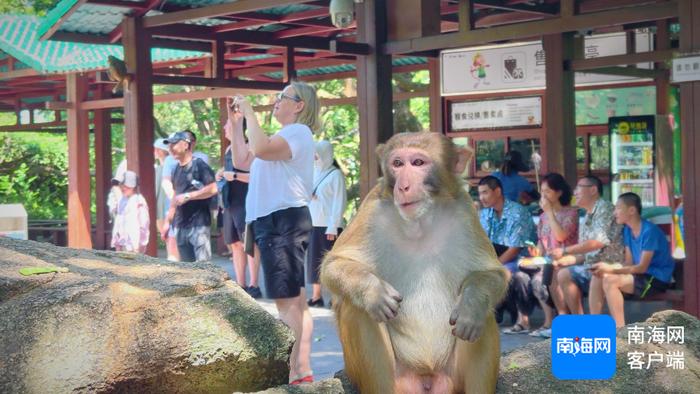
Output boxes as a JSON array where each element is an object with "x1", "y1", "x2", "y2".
[
  {"x1": 671, "y1": 55, "x2": 700, "y2": 83},
  {"x1": 450, "y1": 96, "x2": 542, "y2": 131},
  {"x1": 441, "y1": 32, "x2": 653, "y2": 96}
]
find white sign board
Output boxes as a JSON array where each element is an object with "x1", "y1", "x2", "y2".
[
  {"x1": 671, "y1": 56, "x2": 700, "y2": 83},
  {"x1": 450, "y1": 96, "x2": 542, "y2": 131},
  {"x1": 441, "y1": 32, "x2": 653, "y2": 96}
]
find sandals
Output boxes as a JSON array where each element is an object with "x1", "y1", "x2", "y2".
[
  {"x1": 289, "y1": 372, "x2": 314, "y2": 385},
  {"x1": 502, "y1": 323, "x2": 529, "y2": 334}
]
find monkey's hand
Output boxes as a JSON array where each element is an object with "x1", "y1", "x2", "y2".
[
  {"x1": 362, "y1": 275, "x2": 403, "y2": 322},
  {"x1": 449, "y1": 289, "x2": 489, "y2": 342}
]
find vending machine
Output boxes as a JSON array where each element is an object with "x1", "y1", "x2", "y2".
[{"x1": 609, "y1": 115, "x2": 660, "y2": 207}]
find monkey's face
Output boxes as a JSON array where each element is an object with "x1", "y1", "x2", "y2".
[{"x1": 388, "y1": 147, "x2": 435, "y2": 221}]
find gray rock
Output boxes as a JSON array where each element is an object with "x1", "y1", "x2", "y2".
[
  {"x1": 0, "y1": 237, "x2": 294, "y2": 393},
  {"x1": 497, "y1": 310, "x2": 700, "y2": 393},
  {"x1": 242, "y1": 378, "x2": 345, "y2": 393}
]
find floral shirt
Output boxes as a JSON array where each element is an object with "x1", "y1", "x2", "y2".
[
  {"x1": 480, "y1": 199, "x2": 537, "y2": 260},
  {"x1": 538, "y1": 206, "x2": 579, "y2": 252},
  {"x1": 579, "y1": 198, "x2": 623, "y2": 264}
]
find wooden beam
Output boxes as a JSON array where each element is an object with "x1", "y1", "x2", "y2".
[
  {"x1": 679, "y1": 0, "x2": 700, "y2": 318},
  {"x1": 560, "y1": 0, "x2": 576, "y2": 17},
  {"x1": 152, "y1": 75, "x2": 286, "y2": 90},
  {"x1": 52, "y1": 31, "x2": 111, "y2": 45},
  {"x1": 473, "y1": 0, "x2": 558, "y2": 16},
  {"x1": 65, "y1": 73, "x2": 92, "y2": 249},
  {"x1": 45, "y1": 101, "x2": 74, "y2": 110},
  {"x1": 0, "y1": 68, "x2": 39, "y2": 79},
  {"x1": 39, "y1": 0, "x2": 88, "y2": 41},
  {"x1": 122, "y1": 16, "x2": 157, "y2": 256},
  {"x1": 569, "y1": 49, "x2": 677, "y2": 71},
  {"x1": 577, "y1": 66, "x2": 664, "y2": 79},
  {"x1": 283, "y1": 46, "x2": 296, "y2": 83},
  {"x1": 384, "y1": 1, "x2": 679, "y2": 55},
  {"x1": 544, "y1": 32, "x2": 577, "y2": 186},
  {"x1": 143, "y1": 0, "x2": 309, "y2": 28},
  {"x1": 458, "y1": 0, "x2": 473, "y2": 32},
  {"x1": 428, "y1": 58, "x2": 442, "y2": 133},
  {"x1": 151, "y1": 24, "x2": 371, "y2": 55},
  {"x1": 357, "y1": 0, "x2": 393, "y2": 198},
  {"x1": 387, "y1": 0, "x2": 440, "y2": 41},
  {"x1": 93, "y1": 86, "x2": 112, "y2": 250}
]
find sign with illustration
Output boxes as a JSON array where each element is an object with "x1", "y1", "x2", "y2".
[
  {"x1": 441, "y1": 32, "x2": 652, "y2": 96},
  {"x1": 450, "y1": 96, "x2": 542, "y2": 131}
]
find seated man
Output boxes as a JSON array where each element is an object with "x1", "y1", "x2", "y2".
[
  {"x1": 589, "y1": 192, "x2": 675, "y2": 328},
  {"x1": 549, "y1": 176, "x2": 623, "y2": 315},
  {"x1": 478, "y1": 176, "x2": 536, "y2": 330}
]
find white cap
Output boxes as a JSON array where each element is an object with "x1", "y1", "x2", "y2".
[
  {"x1": 153, "y1": 138, "x2": 168, "y2": 151},
  {"x1": 112, "y1": 170, "x2": 138, "y2": 188}
]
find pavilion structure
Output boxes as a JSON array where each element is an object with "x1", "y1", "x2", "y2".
[{"x1": 2, "y1": 0, "x2": 699, "y2": 318}]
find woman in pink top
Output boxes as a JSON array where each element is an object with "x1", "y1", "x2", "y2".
[{"x1": 517, "y1": 173, "x2": 578, "y2": 338}]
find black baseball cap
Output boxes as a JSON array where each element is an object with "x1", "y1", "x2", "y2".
[{"x1": 163, "y1": 131, "x2": 192, "y2": 145}]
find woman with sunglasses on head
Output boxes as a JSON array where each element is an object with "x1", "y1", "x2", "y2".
[{"x1": 230, "y1": 81, "x2": 319, "y2": 385}]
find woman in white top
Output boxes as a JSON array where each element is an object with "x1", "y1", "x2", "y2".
[
  {"x1": 231, "y1": 81, "x2": 319, "y2": 385},
  {"x1": 110, "y1": 170, "x2": 150, "y2": 253},
  {"x1": 307, "y1": 141, "x2": 347, "y2": 307}
]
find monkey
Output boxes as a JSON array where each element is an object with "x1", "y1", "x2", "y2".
[
  {"x1": 321, "y1": 132, "x2": 508, "y2": 394},
  {"x1": 107, "y1": 55, "x2": 132, "y2": 94}
]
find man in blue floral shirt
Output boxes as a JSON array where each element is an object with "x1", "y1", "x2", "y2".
[
  {"x1": 478, "y1": 176, "x2": 537, "y2": 273},
  {"x1": 478, "y1": 176, "x2": 537, "y2": 329}
]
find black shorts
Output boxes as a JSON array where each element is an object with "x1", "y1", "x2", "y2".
[
  {"x1": 624, "y1": 274, "x2": 669, "y2": 299},
  {"x1": 223, "y1": 204, "x2": 246, "y2": 244},
  {"x1": 252, "y1": 206, "x2": 312, "y2": 299},
  {"x1": 306, "y1": 226, "x2": 342, "y2": 284}
]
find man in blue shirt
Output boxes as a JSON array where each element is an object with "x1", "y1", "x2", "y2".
[
  {"x1": 478, "y1": 175, "x2": 536, "y2": 330},
  {"x1": 589, "y1": 192, "x2": 674, "y2": 328}
]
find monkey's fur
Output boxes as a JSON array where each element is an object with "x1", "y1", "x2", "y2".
[
  {"x1": 107, "y1": 55, "x2": 131, "y2": 94},
  {"x1": 321, "y1": 132, "x2": 508, "y2": 393}
]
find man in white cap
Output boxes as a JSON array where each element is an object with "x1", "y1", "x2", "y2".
[
  {"x1": 160, "y1": 131, "x2": 217, "y2": 262},
  {"x1": 111, "y1": 170, "x2": 150, "y2": 253}
]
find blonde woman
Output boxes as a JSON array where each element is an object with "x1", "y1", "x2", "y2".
[{"x1": 231, "y1": 81, "x2": 319, "y2": 385}]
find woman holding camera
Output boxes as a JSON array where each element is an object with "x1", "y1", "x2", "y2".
[{"x1": 230, "y1": 81, "x2": 319, "y2": 385}]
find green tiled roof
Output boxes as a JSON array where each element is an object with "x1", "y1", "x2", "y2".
[{"x1": 1, "y1": 14, "x2": 205, "y2": 74}]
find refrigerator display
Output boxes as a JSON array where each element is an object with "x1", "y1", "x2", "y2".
[{"x1": 609, "y1": 115, "x2": 656, "y2": 207}]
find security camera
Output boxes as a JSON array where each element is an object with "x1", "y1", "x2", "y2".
[{"x1": 330, "y1": 0, "x2": 354, "y2": 28}]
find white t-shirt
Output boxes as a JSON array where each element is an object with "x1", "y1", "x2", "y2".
[{"x1": 245, "y1": 123, "x2": 315, "y2": 223}]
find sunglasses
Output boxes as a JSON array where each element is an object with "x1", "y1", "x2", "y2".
[{"x1": 276, "y1": 92, "x2": 302, "y2": 103}]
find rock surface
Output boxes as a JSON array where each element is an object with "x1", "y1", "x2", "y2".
[
  {"x1": 0, "y1": 237, "x2": 294, "y2": 393},
  {"x1": 497, "y1": 310, "x2": 700, "y2": 393}
]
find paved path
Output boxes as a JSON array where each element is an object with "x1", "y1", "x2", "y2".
[{"x1": 209, "y1": 255, "x2": 673, "y2": 380}]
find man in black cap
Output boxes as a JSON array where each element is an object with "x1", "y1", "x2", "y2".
[
  {"x1": 160, "y1": 131, "x2": 217, "y2": 262},
  {"x1": 492, "y1": 150, "x2": 535, "y2": 203}
]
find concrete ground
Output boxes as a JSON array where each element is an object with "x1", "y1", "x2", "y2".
[{"x1": 209, "y1": 254, "x2": 675, "y2": 380}]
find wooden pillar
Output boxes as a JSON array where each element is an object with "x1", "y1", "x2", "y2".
[
  {"x1": 679, "y1": 0, "x2": 700, "y2": 318},
  {"x1": 356, "y1": 0, "x2": 393, "y2": 197},
  {"x1": 66, "y1": 73, "x2": 92, "y2": 249},
  {"x1": 283, "y1": 46, "x2": 297, "y2": 83},
  {"x1": 655, "y1": 20, "x2": 673, "y2": 207},
  {"x1": 93, "y1": 86, "x2": 112, "y2": 249},
  {"x1": 219, "y1": 98, "x2": 228, "y2": 163},
  {"x1": 428, "y1": 58, "x2": 443, "y2": 133},
  {"x1": 122, "y1": 16, "x2": 157, "y2": 256},
  {"x1": 543, "y1": 33, "x2": 577, "y2": 185}
]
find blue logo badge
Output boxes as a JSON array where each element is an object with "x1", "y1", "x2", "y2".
[{"x1": 551, "y1": 314, "x2": 616, "y2": 380}]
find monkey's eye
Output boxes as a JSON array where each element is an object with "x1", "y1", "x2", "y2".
[
  {"x1": 392, "y1": 159, "x2": 404, "y2": 168},
  {"x1": 411, "y1": 158, "x2": 426, "y2": 166}
]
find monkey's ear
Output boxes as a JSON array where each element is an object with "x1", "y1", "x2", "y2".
[
  {"x1": 453, "y1": 146, "x2": 474, "y2": 174},
  {"x1": 376, "y1": 143, "x2": 386, "y2": 160}
]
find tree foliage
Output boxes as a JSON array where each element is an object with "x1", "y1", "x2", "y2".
[{"x1": 0, "y1": 0, "x2": 59, "y2": 15}]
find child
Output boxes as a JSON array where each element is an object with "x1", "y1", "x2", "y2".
[
  {"x1": 111, "y1": 170, "x2": 150, "y2": 253},
  {"x1": 589, "y1": 192, "x2": 674, "y2": 327}
]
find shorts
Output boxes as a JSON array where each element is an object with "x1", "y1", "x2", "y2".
[
  {"x1": 624, "y1": 274, "x2": 669, "y2": 299},
  {"x1": 223, "y1": 204, "x2": 246, "y2": 244},
  {"x1": 252, "y1": 206, "x2": 312, "y2": 299},
  {"x1": 176, "y1": 225, "x2": 211, "y2": 262},
  {"x1": 306, "y1": 226, "x2": 342, "y2": 284},
  {"x1": 568, "y1": 265, "x2": 592, "y2": 296}
]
